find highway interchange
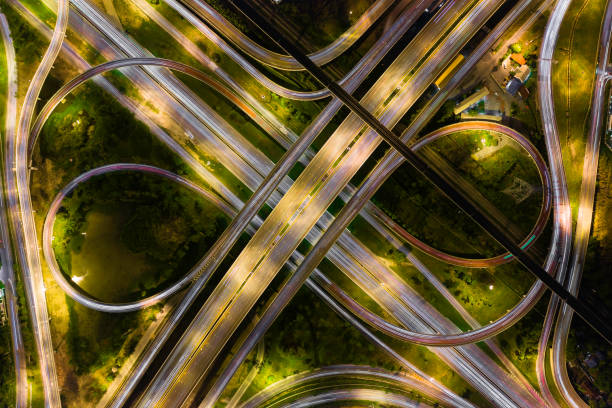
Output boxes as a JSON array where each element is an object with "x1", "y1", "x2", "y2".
[{"x1": 0, "y1": 0, "x2": 611, "y2": 406}]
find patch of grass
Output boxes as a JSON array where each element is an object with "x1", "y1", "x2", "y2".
[
  {"x1": 0, "y1": 310, "x2": 16, "y2": 408},
  {"x1": 275, "y1": 0, "x2": 373, "y2": 49},
  {"x1": 221, "y1": 285, "x2": 485, "y2": 406},
  {"x1": 553, "y1": 0, "x2": 607, "y2": 213},
  {"x1": 52, "y1": 172, "x2": 229, "y2": 303}
]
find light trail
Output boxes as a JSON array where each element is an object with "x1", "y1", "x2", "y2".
[
  {"x1": 178, "y1": 0, "x2": 395, "y2": 70},
  {"x1": 239, "y1": 365, "x2": 474, "y2": 408},
  {"x1": 0, "y1": 13, "x2": 28, "y2": 408},
  {"x1": 12, "y1": 0, "x2": 68, "y2": 401},
  {"x1": 537, "y1": 0, "x2": 612, "y2": 405}
]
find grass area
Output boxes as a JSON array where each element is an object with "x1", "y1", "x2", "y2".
[
  {"x1": 553, "y1": 0, "x2": 607, "y2": 214},
  {"x1": 68, "y1": 209, "x2": 149, "y2": 302},
  {"x1": 0, "y1": 308, "x2": 16, "y2": 408},
  {"x1": 367, "y1": 128, "x2": 545, "y2": 259},
  {"x1": 220, "y1": 285, "x2": 487, "y2": 407},
  {"x1": 52, "y1": 172, "x2": 229, "y2": 303},
  {"x1": 427, "y1": 130, "x2": 543, "y2": 235},
  {"x1": 275, "y1": 0, "x2": 374, "y2": 49}
]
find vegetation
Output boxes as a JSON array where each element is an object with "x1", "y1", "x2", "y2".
[
  {"x1": 0, "y1": 313, "x2": 16, "y2": 408},
  {"x1": 368, "y1": 130, "x2": 543, "y2": 259},
  {"x1": 52, "y1": 172, "x2": 229, "y2": 302},
  {"x1": 553, "y1": 0, "x2": 607, "y2": 210},
  {"x1": 275, "y1": 0, "x2": 373, "y2": 48},
  {"x1": 221, "y1": 285, "x2": 487, "y2": 406},
  {"x1": 30, "y1": 81, "x2": 220, "y2": 405},
  {"x1": 496, "y1": 299, "x2": 547, "y2": 387}
]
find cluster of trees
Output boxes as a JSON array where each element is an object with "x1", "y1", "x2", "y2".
[
  {"x1": 55, "y1": 171, "x2": 229, "y2": 300},
  {"x1": 39, "y1": 84, "x2": 184, "y2": 180},
  {"x1": 0, "y1": 320, "x2": 15, "y2": 407},
  {"x1": 372, "y1": 161, "x2": 502, "y2": 258},
  {"x1": 276, "y1": 0, "x2": 353, "y2": 48}
]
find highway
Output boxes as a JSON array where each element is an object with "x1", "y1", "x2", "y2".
[
  {"x1": 20, "y1": 7, "x2": 548, "y2": 404},
  {"x1": 534, "y1": 0, "x2": 599, "y2": 403},
  {"x1": 239, "y1": 365, "x2": 471, "y2": 408},
  {"x1": 40, "y1": 159, "x2": 502, "y2": 408},
  {"x1": 138, "y1": 0, "x2": 417, "y2": 101},
  {"x1": 0, "y1": 13, "x2": 27, "y2": 408},
  {"x1": 198, "y1": 2, "x2": 560, "y2": 404},
  {"x1": 26, "y1": 0, "x2": 560, "y2": 408},
  {"x1": 133, "y1": 1, "x2": 549, "y2": 406},
  {"x1": 178, "y1": 0, "x2": 394, "y2": 70},
  {"x1": 7, "y1": 0, "x2": 608, "y2": 405},
  {"x1": 265, "y1": 389, "x2": 432, "y2": 408},
  {"x1": 10, "y1": 0, "x2": 68, "y2": 402},
  {"x1": 41, "y1": 163, "x2": 236, "y2": 312},
  {"x1": 35, "y1": 0, "x2": 520, "y2": 286},
  {"x1": 17, "y1": 6, "x2": 502, "y2": 404},
  {"x1": 287, "y1": 0, "x2": 563, "y2": 350},
  {"x1": 154, "y1": 0, "x2": 550, "y2": 268},
  {"x1": 198, "y1": 122, "x2": 547, "y2": 407},
  {"x1": 25, "y1": 1, "x2": 524, "y2": 404},
  {"x1": 545, "y1": 0, "x2": 612, "y2": 405}
]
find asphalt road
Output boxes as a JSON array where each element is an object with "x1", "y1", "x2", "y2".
[{"x1": 0, "y1": 13, "x2": 28, "y2": 408}]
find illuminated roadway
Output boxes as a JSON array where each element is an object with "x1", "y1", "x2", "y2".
[
  {"x1": 0, "y1": 13, "x2": 27, "y2": 408},
  {"x1": 133, "y1": 2, "x2": 547, "y2": 407},
  {"x1": 538, "y1": 0, "x2": 612, "y2": 405},
  {"x1": 178, "y1": 0, "x2": 395, "y2": 71},
  {"x1": 16, "y1": 6, "x2": 506, "y2": 404},
  {"x1": 238, "y1": 365, "x2": 475, "y2": 408},
  {"x1": 5, "y1": 0, "x2": 607, "y2": 404},
  {"x1": 11, "y1": 0, "x2": 68, "y2": 402},
  {"x1": 25, "y1": 0, "x2": 544, "y2": 404},
  {"x1": 138, "y1": 0, "x2": 420, "y2": 101},
  {"x1": 22, "y1": 0, "x2": 568, "y2": 406}
]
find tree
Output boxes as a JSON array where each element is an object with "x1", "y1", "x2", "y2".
[{"x1": 510, "y1": 42, "x2": 522, "y2": 53}]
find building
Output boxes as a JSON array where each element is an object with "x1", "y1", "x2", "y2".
[
  {"x1": 454, "y1": 87, "x2": 490, "y2": 114},
  {"x1": 515, "y1": 64, "x2": 531, "y2": 83},
  {"x1": 506, "y1": 77, "x2": 523, "y2": 95},
  {"x1": 510, "y1": 53, "x2": 526, "y2": 66}
]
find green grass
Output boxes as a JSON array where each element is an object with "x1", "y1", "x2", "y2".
[
  {"x1": 427, "y1": 130, "x2": 544, "y2": 235},
  {"x1": 0, "y1": 314, "x2": 16, "y2": 408},
  {"x1": 553, "y1": 0, "x2": 607, "y2": 215},
  {"x1": 220, "y1": 285, "x2": 486, "y2": 406},
  {"x1": 28, "y1": 80, "x2": 221, "y2": 405},
  {"x1": 51, "y1": 171, "x2": 230, "y2": 303},
  {"x1": 275, "y1": 0, "x2": 374, "y2": 48}
]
